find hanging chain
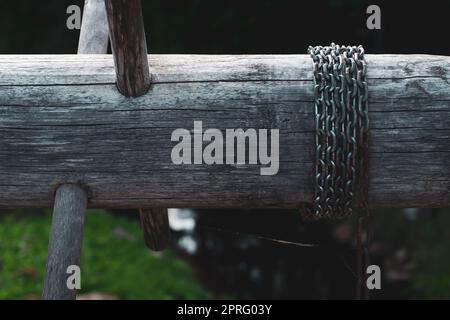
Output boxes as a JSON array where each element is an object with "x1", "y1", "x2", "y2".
[
  {"x1": 306, "y1": 43, "x2": 369, "y2": 220},
  {"x1": 305, "y1": 43, "x2": 372, "y2": 299}
]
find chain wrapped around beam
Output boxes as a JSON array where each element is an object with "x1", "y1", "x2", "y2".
[{"x1": 306, "y1": 43, "x2": 370, "y2": 219}]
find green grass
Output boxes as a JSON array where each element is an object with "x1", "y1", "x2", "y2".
[{"x1": 0, "y1": 210, "x2": 209, "y2": 300}]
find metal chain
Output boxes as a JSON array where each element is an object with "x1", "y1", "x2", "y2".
[
  {"x1": 305, "y1": 44, "x2": 371, "y2": 299},
  {"x1": 306, "y1": 43, "x2": 369, "y2": 220}
]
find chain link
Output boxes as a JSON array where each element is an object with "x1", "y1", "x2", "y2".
[{"x1": 306, "y1": 43, "x2": 370, "y2": 219}]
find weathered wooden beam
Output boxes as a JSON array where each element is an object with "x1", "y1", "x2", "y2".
[
  {"x1": 78, "y1": 0, "x2": 109, "y2": 54},
  {"x1": 0, "y1": 54, "x2": 448, "y2": 209},
  {"x1": 42, "y1": 184, "x2": 87, "y2": 300},
  {"x1": 105, "y1": 0, "x2": 151, "y2": 97}
]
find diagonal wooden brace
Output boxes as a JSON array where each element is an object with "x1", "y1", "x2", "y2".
[{"x1": 42, "y1": 185, "x2": 87, "y2": 300}]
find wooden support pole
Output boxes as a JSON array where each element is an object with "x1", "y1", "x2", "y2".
[
  {"x1": 105, "y1": 0, "x2": 151, "y2": 97},
  {"x1": 78, "y1": 0, "x2": 109, "y2": 54},
  {"x1": 139, "y1": 208, "x2": 171, "y2": 251},
  {"x1": 42, "y1": 184, "x2": 87, "y2": 300},
  {"x1": 104, "y1": 0, "x2": 170, "y2": 250}
]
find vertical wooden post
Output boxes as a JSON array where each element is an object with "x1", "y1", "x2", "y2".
[
  {"x1": 105, "y1": 0, "x2": 151, "y2": 97},
  {"x1": 105, "y1": 0, "x2": 171, "y2": 250},
  {"x1": 42, "y1": 185, "x2": 87, "y2": 300},
  {"x1": 139, "y1": 208, "x2": 171, "y2": 251}
]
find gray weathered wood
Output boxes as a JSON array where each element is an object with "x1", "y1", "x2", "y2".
[
  {"x1": 78, "y1": 0, "x2": 109, "y2": 54},
  {"x1": 105, "y1": 0, "x2": 151, "y2": 97},
  {"x1": 42, "y1": 184, "x2": 87, "y2": 300},
  {"x1": 0, "y1": 54, "x2": 448, "y2": 209}
]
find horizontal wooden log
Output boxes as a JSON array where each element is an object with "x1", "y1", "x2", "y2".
[{"x1": 0, "y1": 54, "x2": 449, "y2": 208}]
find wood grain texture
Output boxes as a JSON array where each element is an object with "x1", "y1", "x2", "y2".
[
  {"x1": 78, "y1": 0, "x2": 109, "y2": 54},
  {"x1": 0, "y1": 54, "x2": 448, "y2": 209},
  {"x1": 105, "y1": 0, "x2": 151, "y2": 97},
  {"x1": 42, "y1": 184, "x2": 87, "y2": 300}
]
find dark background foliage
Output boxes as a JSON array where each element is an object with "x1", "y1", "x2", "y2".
[
  {"x1": 1, "y1": 0, "x2": 449, "y2": 55},
  {"x1": 0, "y1": 0, "x2": 449, "y2": 299}
]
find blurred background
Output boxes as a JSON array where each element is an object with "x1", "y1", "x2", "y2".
[{"x1": 0, "y1": 0, "x2": 449, "y2": 299}]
